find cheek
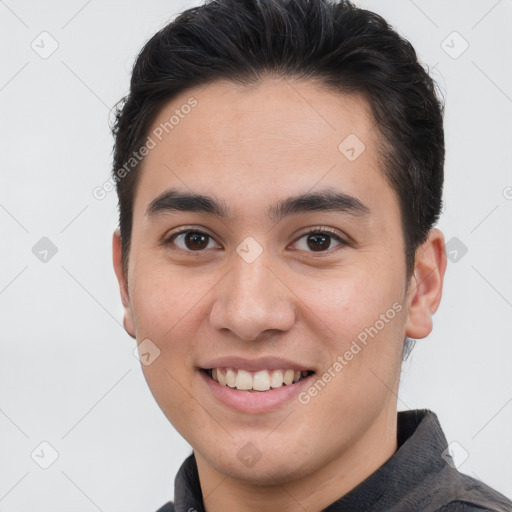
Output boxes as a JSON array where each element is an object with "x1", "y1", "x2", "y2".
[
  {"x1": 129, "y1": 261, "x2": 205, "y2": 338},
  {"x1": 139, "y1": 360, "x2": 204, "y2": 444},
  {"x1": 128, "y1": 261, "x2": 218, "y2": 386},
  {"x1": 293, "y1": 266, "x2": 405, "y2": 405},
  {"x1": 129, "y1": 265, "x2": 206, "y2": 435},
  {"x1": 292, "y1": 263, "x2": 403, "y2": 346}
]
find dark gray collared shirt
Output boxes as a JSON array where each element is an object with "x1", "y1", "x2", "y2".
[{"x1": 156, "y1": 409, "x2": 512, "y2": 512}]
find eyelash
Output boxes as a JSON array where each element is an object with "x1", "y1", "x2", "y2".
[{"x1": 163, "y1": 226, "x2": 349, "y2": 256}]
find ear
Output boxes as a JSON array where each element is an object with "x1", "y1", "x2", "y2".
[
  {"x1": 404, "y1": 228, "x2": 447, "y2": 340},
  {"x1": 112, "y1": 230, "x2": 136, "y2": 339}
]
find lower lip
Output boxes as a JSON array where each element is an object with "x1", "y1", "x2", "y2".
[{"x1": 199, "y1": 370, "x2": 314, "y2": 414}]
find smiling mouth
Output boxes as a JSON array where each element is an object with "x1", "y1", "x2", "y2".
[{"x1": 201, "y1": 367, "x2": 315, "y2": 392}]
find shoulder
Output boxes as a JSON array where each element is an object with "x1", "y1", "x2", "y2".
[
  {"x1": 437, "y1": 503, "x2": 511, "y2": 512},
  {"x1": 436, "y1": 471, "x2": 512, "y2": 512}
]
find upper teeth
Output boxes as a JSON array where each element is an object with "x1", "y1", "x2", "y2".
[{"x1": 210, "y1": 368, "x2": 310, "y2": 391}]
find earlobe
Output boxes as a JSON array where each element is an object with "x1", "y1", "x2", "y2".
[
  {"x1": 404, "y1": 229, "x2": 447, "y2": 340},
  {"x1": 112, "y1": 230, "x2": 136, "y2": 339}
]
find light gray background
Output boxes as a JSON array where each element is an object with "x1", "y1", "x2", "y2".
[{"x1": 1, "y1": 0, "x2": 511, "y2": 510}]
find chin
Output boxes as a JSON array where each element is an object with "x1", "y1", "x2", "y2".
[{"x1": 204, "y1": 440, "x2": 321, "y2": 486}]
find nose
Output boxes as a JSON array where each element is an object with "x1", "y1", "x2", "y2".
[{"x1": 208, "y1": 249, "x2": 296, "y2": 341}]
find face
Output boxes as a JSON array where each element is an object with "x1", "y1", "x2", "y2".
[{"x1": 113, "y1": 77, "x2": 445, "y2": 488}]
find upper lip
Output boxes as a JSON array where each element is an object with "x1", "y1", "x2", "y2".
[{"x1": 199, "y1": 356, "x2": 315, "y2": 372}]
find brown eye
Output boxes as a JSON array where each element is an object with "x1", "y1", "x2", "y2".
[
  {"x1": 306, "y1": 233, "x2": 332, "y2": 251},
  {"x1": 166, "y1": 230, "x2": 217, "y2": 251},
  {"x1": 292, "y1": 228, "x2": 346, "y2": 253},
  {"x1": 184, "y1": 232, "x2": 209, "y2": 250}
]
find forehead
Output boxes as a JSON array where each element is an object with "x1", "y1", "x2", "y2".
[{"x1": 133, "y1": 77, "x2": 396, "y2": 221}]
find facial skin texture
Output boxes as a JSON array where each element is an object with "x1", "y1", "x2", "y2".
[{"x1": 113, "y1": 77, "x2": 447, "y2": 512}]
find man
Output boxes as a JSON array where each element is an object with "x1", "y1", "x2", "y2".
[{"x1": 111, "y1": 0, "x2": 512, "y2": 510}]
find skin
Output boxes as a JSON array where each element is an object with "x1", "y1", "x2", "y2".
[{"x1": 113, "y1": 77, "x2": 447, "y2": 512}]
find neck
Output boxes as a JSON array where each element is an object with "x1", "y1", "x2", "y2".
[{"x1": 195, "y1": 407, "x2": 398, "y2": 512}]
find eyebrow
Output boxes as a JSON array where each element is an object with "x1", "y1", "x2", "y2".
[{"x1": 147, "y1": 187, "x2": 370, "y2": 223}]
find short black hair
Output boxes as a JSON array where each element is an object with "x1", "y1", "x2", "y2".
[{"x1": 111, "y1": 0, "x2": 445, "y2": 358}]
